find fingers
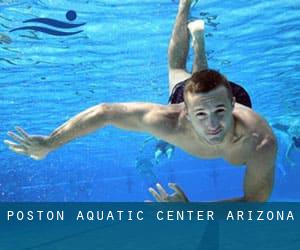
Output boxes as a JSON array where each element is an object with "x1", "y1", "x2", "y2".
[
  {"x1": 5, "y1": 127, "x2": 31, "y2": 146},
  {"x1": 168, "y1": 183, "x2": 187, "y2": 199},
  {"x1": 7, "y1": 131, "x2": 29, "y2": 145},
  {"x1": 4, "y1": 140, "x2": 27, "y2": 155},
  {"x1": 148, "y1": 183, "x2": 188, "y2": 202},
  {"x1": 11, "y1": 148, "x2": 27, "y2": 155},
  {"x1": 4, "y1": 139, "x2": 17, "y2": 147},
  {"x1": 148, "y1": 183, "x2": 169, "y2": 202},
  {"x1": 148, "y1": 187, "x2": 161, "y2": 202},
  {"x1": 15, "y1": 126, "x2": 30, "y2": 140},
  {"x1": 4, "y1": 140, "x2": 25, "y2": 149},
  {"x1": 156, "y1": 183, "x2": 168, "y2": 199},
  {"x1": 4, "y1": 127, "x2": 31, "y2": 150}
]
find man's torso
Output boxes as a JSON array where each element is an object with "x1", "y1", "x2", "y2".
[{"x1": 159, "y1": 103, "x2": 275, "y2": 166}]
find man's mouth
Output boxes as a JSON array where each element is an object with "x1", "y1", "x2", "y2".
[{"x1": 207, "y1": 127, "x2": 222, "y2": 135}]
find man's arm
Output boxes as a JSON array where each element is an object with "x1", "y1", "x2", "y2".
[
  {"x1": 4, "y1": 103, "x2": 178, "y2": 160},
  {"x1": 241, "y1": 135, "x2": 277, "y2": 202},
  {"x1": 217, "y1": 134, "x2": 277, "y2": 202},
  {"x1": 48, "y1": 103, "x2": 174, "y2": 147}
]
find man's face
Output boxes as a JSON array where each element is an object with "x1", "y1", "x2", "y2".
[{"x1": 185, "y1": 86, "x2": 234, "y2": 145}]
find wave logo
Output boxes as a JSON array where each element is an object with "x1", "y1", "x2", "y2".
[{"x1": 10, "y1": 10, "x2": 85, "y2": 36}]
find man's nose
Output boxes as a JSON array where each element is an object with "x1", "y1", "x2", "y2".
[{"x1": 208, "y1": 116, "x2": 219, "y2": 129}]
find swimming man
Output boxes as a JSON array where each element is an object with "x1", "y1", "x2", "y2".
[{"x1": 4, "y1": 0, "x2": 277, "y2": 202}]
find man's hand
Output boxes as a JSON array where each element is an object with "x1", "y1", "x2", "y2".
[
  {"x1": 148, "y1": 183, "x2": 189, "y2": 202},
  {"x1": 4, "y1": 127, "x2": 51, "y2": 160}
]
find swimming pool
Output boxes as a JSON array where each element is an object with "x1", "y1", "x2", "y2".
[{"x1": 0, "y1": 0, "x2": 299, "y2": 201}]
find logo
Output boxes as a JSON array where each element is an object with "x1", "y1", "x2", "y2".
[{"x1": 10, "y1": 10, "x2": 85, "y2": 36}]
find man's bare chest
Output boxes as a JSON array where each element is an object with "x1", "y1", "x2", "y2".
[{"x1": 176, "y1": 133, "x2": 253, "y2": 165}]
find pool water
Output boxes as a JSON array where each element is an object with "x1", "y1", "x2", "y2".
[{"x1": 0, "y1": 0, "x2": 299, "y2": 201}]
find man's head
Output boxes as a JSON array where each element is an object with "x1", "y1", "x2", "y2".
[{"x1": 183, "y1": 69, "x2": 235, "y2": 145}]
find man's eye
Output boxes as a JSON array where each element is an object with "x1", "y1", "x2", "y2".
[
  {"x1": 196, "y1": 112, "x2": 206, "y2": 116},
  {"x1": 216, "y1": 109, "x2": 225, "y2": 114}
]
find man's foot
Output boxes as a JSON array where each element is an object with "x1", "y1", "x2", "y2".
[
  {"x1": 179, "y1": 0, "x2": 199, "y2": 5},
  {"x1": 166, "y1": 147, "x2": 174, "y2": 159},
  {"x1": 187, "y1": 20, "x2": 205, "y2": 47},
  {"x1": 154, "y1": 149, "x2": 163, "y2": 164},
  {"x1": 179, "y1": 0, "x2": 192, "y2": 8},
  {"x1": 188, "y1": 20, "x2": 205, "y2": 36}
]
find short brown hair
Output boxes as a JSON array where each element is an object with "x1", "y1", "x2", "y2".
[{"x1": 183, "y1": 69, "x2": 233, "y2": 104}]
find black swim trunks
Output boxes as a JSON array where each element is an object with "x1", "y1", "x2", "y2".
[{"x1": 168, "y1": 79, "x2": 252, "y2": 108}]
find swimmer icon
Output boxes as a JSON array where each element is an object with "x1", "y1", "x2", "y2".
[{"x1": 10, "y1": 10, "x2": 86, "y2": 36}]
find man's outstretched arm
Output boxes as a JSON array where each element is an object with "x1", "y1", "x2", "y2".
[
  {"x1": 4, "y1": 103, "x2": 177, "y2": 160},
  {"x1": 219, "y1": 134, "x2": 277, "y2": 202}
]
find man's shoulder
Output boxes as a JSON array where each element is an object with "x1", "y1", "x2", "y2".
[
  {"x1": 150, "y1": 103, "x2": 183, "y2": 118},
  {"x1": 233, "y1": 103, "x2": 275, "y2": 145},
  {"x1": 234, "y1": 103, "x2": 269, "y2": 130},
  {"x1": 142, "y1": 103, "x2": 188, "y2": 144},
  {"x1": 229, "y1": 104, "x2": 276, "y2": 166},
  {"x1": 146, "y1": 103, "x2": 185, "y2": 130}
]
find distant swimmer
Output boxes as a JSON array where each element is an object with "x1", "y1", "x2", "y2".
[
  {"x1": 0, "y1": 33, "x2": 12, "y2": 44},
  {"x1": 135, "y1": 138, "x2": 174, "y2": 187},
  {"x1": 135, "y1": 158, "x2": 158, "y2": 187},
  {"x1": 4, "y1": 0, "x2": 277, "y2": 202},
  {"x1": 273, "y1": 128, "x2": 290, "y2": 177},
  {"x1": 138, "y1": 136, "x2": 174, "y2": 164},
  {"x1": 135, "y1": 137, "x2": 163, "y2": 186},
  {"x1": 273, "y1": 120, "x2": 300, "y2": 168}
]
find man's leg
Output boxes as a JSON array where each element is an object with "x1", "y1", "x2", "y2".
[
  {"x1": 168, "y1": 0, "x2": 192, "y2": 95},
  {"x1": 188, "y1": 20, "x2": 208, "y2": 73}
]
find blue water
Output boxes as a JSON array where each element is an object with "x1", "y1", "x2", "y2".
[{"x1": 0, "y1": 0, "x2": 299, "y2": 201}]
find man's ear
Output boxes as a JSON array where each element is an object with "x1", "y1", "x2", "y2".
[
  {"x1": 186, "y1": 113, "x2": 191, "y2": 121},
  {"x1": 231, "y1": 97, "x2": 236, "y2": 108},
  {"x1": 184, "y1": 105, "x2": 190, "y2": 120}
]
